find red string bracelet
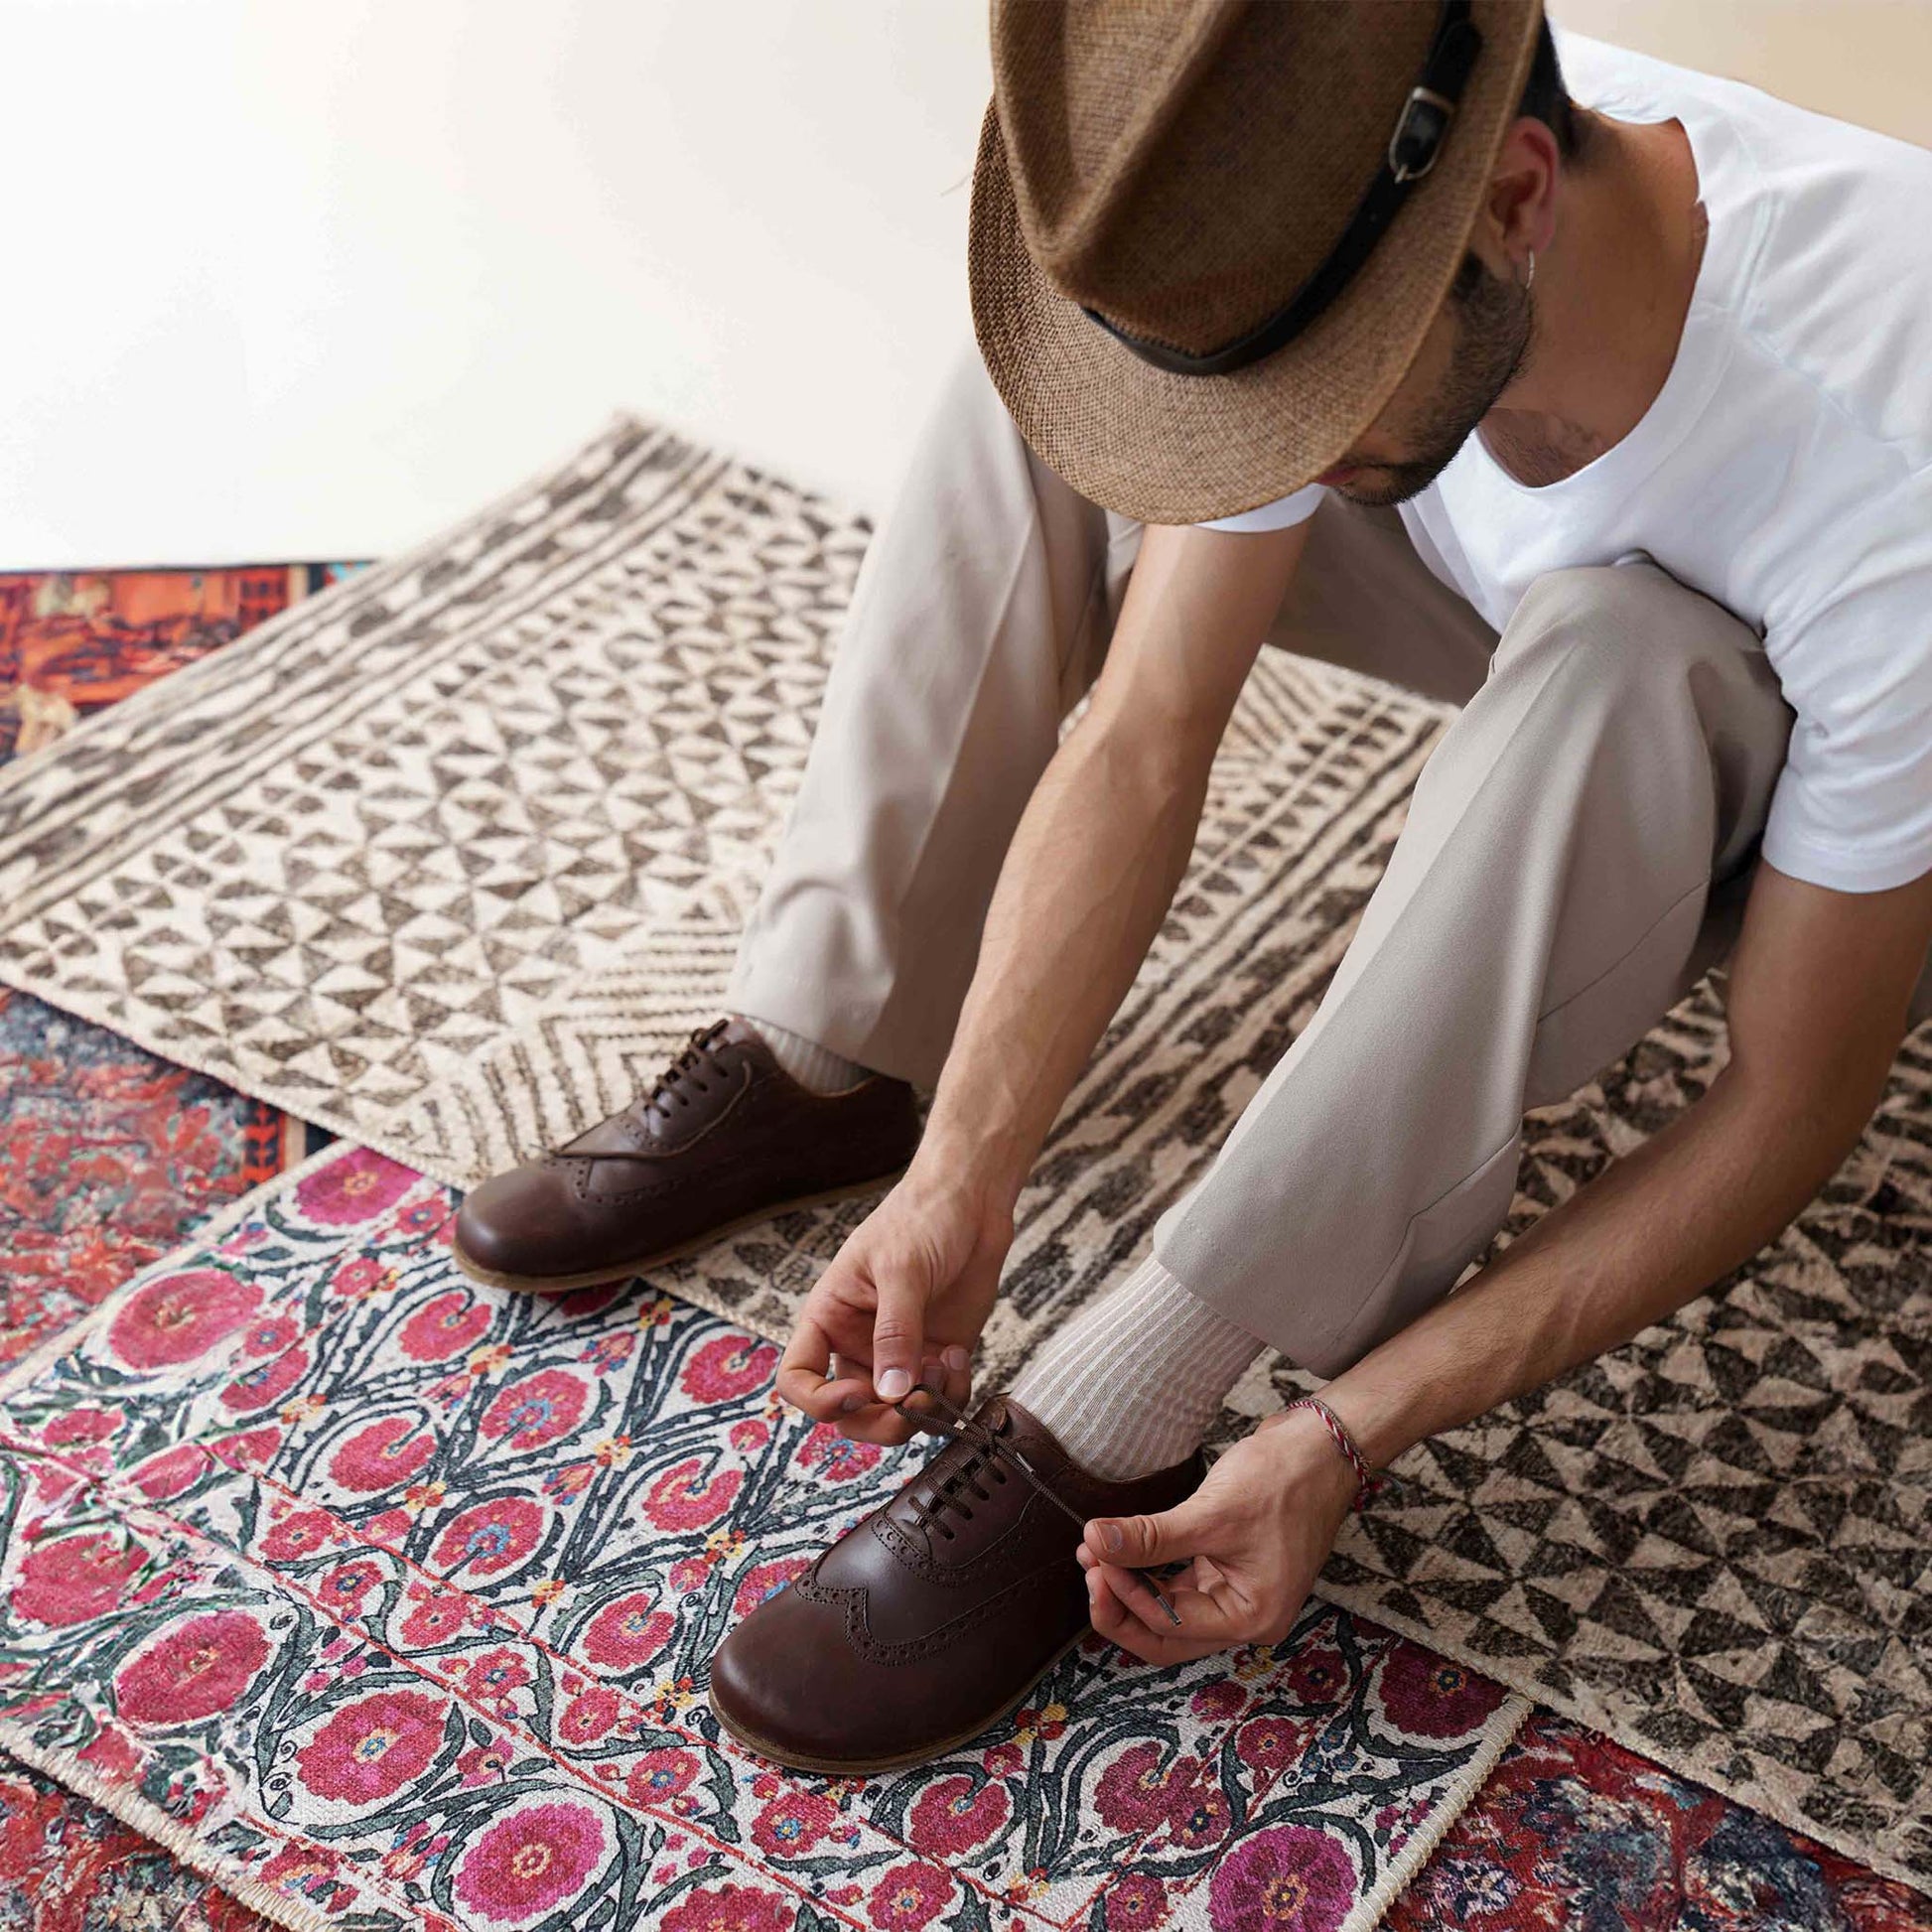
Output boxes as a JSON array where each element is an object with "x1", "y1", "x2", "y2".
[{"x1": 1285, "y1": 1396, "x2": 1386, "y2": 1510}]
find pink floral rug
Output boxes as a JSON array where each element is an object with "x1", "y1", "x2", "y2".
[{"x1": 0, "y1": 1141, "x2": 1526, "y2": 1932}]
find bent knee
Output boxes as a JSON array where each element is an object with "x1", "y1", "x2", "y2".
[{"x1": 1499, "y1": 562, "x2": 1755, "y2": 698}]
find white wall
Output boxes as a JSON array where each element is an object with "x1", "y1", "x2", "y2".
[
  {"x1": 1, "y1": 1, "x2": 1925, "y2": 570},
  {"x1": 0, "y1": 0, "x2": 993, "y2": 567}
]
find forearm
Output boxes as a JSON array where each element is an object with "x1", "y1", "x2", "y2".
[
  {"x1": 917, "y1": 722, "x2": 1209, "y2": 1208},
  {"x1": 1321, "y1": 1054, "x2": 1887, "y2": 1468},
  {"x1": 910, "y1": 518, "x2": 1308, "y2": 1212}
]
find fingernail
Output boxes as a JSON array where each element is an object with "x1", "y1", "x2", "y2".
[
  {"x1": 840, "y1": 1394, "x2": 867, "y2": 1415},
  {"x1": 877, "y1": 1368, "x2": 911, "y2": 1401},
  {"x1": 942, "y1": 1345, "x2": 970, "y2": 1373},
  {"x1": 917, "y1": 1360, "x2": 945, "y2": 1393},
  {"x1": 1101, "y1": 1523, "x2": 1123, "y2": 1555}
]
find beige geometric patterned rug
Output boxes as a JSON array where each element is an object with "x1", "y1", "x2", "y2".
[{"x1": 0, "y1": 419, "x2": 1925, "y2": 1890}]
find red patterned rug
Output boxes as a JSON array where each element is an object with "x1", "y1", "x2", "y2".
[
  {"x1": 0, "y1": 567, "x2": 352, "y2": 1365},
  {"x1": 0, "y1": 986, "x2": 314, "y2": 1371},
  {"x1": 0, "y1": 1752, "x2": 262, "y2": 1931},
  {"x1": 0, "y1": 564, "x2": 350, "y2": 760},
  {"x1": 1387, "y1": 1713, "x2": 1928, "y2": 1931}
]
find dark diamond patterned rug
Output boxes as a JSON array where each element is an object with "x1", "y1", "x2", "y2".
[{"x1": 0, "y1": 420, "x2": 1924, "y2": 1890}]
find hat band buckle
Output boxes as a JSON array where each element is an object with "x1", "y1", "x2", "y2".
[{"x1": 1079, "y1": 0, "x2": 1483, "y2": 379}]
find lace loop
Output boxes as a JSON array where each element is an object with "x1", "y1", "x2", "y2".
[
  {"x1": 897, "y1": 1391, "x2": 1181, "y2": 1627},
  {"x1": 625, "y1": 1017, "x2": 732, "y2": 1136}
]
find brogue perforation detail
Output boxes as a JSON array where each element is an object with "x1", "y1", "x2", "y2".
[{"x1": 790, "y1": 1556, "x2": 1075, "y2": 1668}]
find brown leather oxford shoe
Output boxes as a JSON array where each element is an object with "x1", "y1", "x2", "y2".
[
  {"x1": 709, "y1": 1394, "x2": 1203, "y2": 1775},
  {"x1": 453, "y1": 1016, "x2": 920, "y2": 1294}
]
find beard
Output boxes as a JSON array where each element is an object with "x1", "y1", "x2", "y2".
[{"x1": 1332, "y1": 257, "x2": 1534, "y2": 507}]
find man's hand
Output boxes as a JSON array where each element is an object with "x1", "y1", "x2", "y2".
[
  {"x1": 775, "y1": 1165, "x2": 1014, "y2": 1447},
  {"x1": 1078, "y1": 1409, "x2": 1357, "y2": 1665}
]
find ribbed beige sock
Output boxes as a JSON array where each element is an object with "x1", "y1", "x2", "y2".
[
  {"x1": 1010, "y1": 1254, "x2": 1264, "y2": 1480},
  {"x1": 735, "y1": 1014, "x2": 870, "y2": 1094}
]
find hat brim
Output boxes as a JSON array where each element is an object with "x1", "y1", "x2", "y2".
[{"x1": 968, "y1": 2, "x2": 1544, "y2": 525}]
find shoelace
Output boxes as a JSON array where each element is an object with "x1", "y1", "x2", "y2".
[
  {"x1": 897, "y1": 1388, "x2": 1182, "y2": 1629},
  {"x1": 632, "y1": 1017, "x2": 734, "y2": 1126},
  {"x1": 558, "y1": 1019, "x2": 736, "y2": 1160}
]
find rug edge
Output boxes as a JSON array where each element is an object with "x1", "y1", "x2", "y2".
[
  {"x1": 0, "y1": 1718, "x2": 341, "y2": 1932},
  {"x1": 0, "y1": 410, "x2": 651, "y2": 802},
  {"x1": 1340, "y1": 1692, "x2": 1534, "y2": 1932},
  {"x1": 0, "y1": 1135, "x2": 357, "y2": 1410},
  {"x1": 1310, "y1": 1581, "x2": 1932, "y2": 1902}
]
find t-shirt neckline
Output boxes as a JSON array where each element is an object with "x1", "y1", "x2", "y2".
[{"x1": 1456, "y1": 89, "x2": 1747, "y2": 509}]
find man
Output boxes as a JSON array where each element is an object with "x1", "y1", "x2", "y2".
[{"x1": 456, "y1": 1, "x2": 1932, "y2": 1774}]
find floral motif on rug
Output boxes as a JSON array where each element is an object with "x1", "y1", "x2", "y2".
[
  {"x1": 0, "y1": 988, "x2": 320, "y2": 1371},
  {"x1": 0, "y1": 1144, "x2": 1525, "y2": 1931},
  {"x1": 1386, "y1": 1712, "x2": 1931, "y2": 1932}
]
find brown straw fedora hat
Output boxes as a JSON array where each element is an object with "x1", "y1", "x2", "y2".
[{"x1": 969, "y1": 0, "x2": 1543, "y2": 523}]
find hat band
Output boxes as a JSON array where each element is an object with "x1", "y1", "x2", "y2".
[{"x1": 1081, "y1": 0, "x2": 1483, "y2": 379}]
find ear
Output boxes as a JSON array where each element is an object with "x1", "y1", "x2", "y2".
[{"x1": 1474, "y1": 116, "x2": 1561, "y2": 277}]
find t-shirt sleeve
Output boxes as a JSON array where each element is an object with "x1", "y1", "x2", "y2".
[
  {"x1": 1194, "y1": 483, "x2": 1327, "y2": 534},
  {"x1": 1759, "y1": 502, "x2": 1932, "y2": 894}
]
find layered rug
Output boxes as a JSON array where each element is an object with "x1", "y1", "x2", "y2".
[
  {"x1": 1, "y1": 1751, "x2": 261, "y2": 1931},
  {"x1": 0, "y1": 422, "x2": 1926, "y2": 1890},
  {"x1": 1, "y1": 563, "x2": 345, "y2": 1366},
  {"x1": 0, "y1": 563, "x2": 354, "y2": 761},
  {"x1": 1, "y1": 982, "x2": 319, "y2": 1372},
  {"x1": 1384, "y1": 1713, "x2": 1930, "y2": 1932},
  {"x1": 0, "y1": 1145, "x2": 1525, "y2": 1932},
  {"x1": 1, "y1": 561, "x2": 352, "y2": 1926}
]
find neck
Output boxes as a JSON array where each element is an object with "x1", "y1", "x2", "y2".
[{"x1": 1480, "y1": 111, "x2": 1706, "y2": 487}]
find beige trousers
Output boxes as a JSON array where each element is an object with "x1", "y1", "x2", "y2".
[{"x1": 724, "y1": 343, "x2": 1891, "y2": 1377}]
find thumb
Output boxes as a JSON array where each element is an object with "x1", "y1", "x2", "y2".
[
  {"x1": 1085, "y1": 1498, "x2": 1208, "y2": 1569},
  {"x1": 869, "y1": 1273, "x2": 925, "y2": 1404}
]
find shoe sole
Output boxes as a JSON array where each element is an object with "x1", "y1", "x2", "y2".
[
  {"x1": 708, "y1": 1624, "x2": 1094, "y2": 1777},
  {"x1": 449, "y1": 1167, "x2": 910, "y2": 1297}
]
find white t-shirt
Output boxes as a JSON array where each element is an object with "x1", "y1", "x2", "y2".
[{"x1": 1201, "y1": 32, "x2": 1932, "y2": 895}]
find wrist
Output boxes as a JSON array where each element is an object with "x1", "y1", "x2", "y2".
[
  {"x1": 1310, "y1": 1373, "x2": 1426, "y2": 1473},
  {"x1": 1257, "y1": 1404, "x2": 1361, "y2": 1519},
  {"x1": 911, "y1": 1109, "x2": 1036, "y2": 1218},
  {"x1": 899, "y1": 1133, "x2": 1025, "y2": 1239}
]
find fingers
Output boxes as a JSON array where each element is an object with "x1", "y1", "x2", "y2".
[
  {"x1": 869, "y1": 1275, "x2": 925, "y2": 1404},
  {"x1": 935, "y1": 1340, "x2": 974, "y2": 1414},
  {"x1": 775, "y1": 1313, "x2": 851, "y2": 1423},
  {"x1": 1084, "y1": 1564, "x2": 1221, "y2": 1667},
  {"x1": 1082, "y1": 1496, "x2": 1209, "y2": 1572},
  {"x1": 829, "y1": 1399, "x2": 921, "y2": 1448},
  {"x1": 776, "y1": 1312, "x2": 896, "y2": 1427}
]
